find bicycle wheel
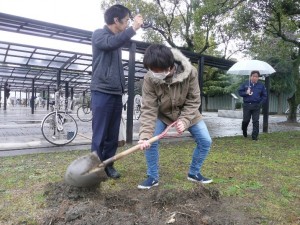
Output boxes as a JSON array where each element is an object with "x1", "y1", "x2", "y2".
[
  {"x1": 285, "y1": 108, "x2": 289, "y2": 119},
  {"x1": 77, "y1": 105, "x2": 92, "y2": 122},
  {"x1": 41, "y1": 111, "x2": 78, "y2": 146},
  {"x1": 134, "y1": 105, "x2": 141, "y2": 120},
  {"x1": 136, "y1": 109, "x2": 141, "y2": 120}
]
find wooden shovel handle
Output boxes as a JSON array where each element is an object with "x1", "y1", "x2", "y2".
[
  {"x1": 102, "y1": 121, "x2": 178, "y2": 167},
  {"x1": 87, "y1": 121, "x2": 177, "y2": 174},
  {"x1": 101, "y1": 135, "x2": 160, "y2": 167}
]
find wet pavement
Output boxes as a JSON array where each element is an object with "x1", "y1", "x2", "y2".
[{"x1": 0, "y1": 106, "x2": 299, "y2": 157}]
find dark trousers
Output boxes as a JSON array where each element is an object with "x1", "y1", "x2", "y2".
[
  {"x1": 242, "y1": 103, "x2": 261, "y2": 139},
  {"x1": 91, "y1": 91, "x2": 122, "y2": 164}
]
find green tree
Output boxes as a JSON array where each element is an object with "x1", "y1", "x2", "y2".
[
  {"x1": 249, "y1": 37, "x2": 295, "y2": 114},
  {"x1": 202, "y1": 67, "x2": 241, "y2": 110},
  {"x1": 232, "y1": 0, "x2": 300, "y2": 122},
  {"x1": 101, "y1": 0, "x2": 220, "y2": 54},
  {"x1": 101, "y1": 0, "x2": 238, "y2": 107}
]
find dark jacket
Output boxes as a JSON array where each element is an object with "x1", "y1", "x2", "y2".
[
  {"x1": 238, "y1": 81, "x2": 267, "y2": 104},
  {"x1": 90, "y1": 26, "x2": 136, "y2": 95}
]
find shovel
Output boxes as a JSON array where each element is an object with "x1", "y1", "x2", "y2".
[{"x1": 64, "y1": 121, "x2": 177, "y2": 187}]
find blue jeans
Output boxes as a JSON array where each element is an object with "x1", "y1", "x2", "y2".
[{"x1": 144, "y1": 119, "x2": 212, "y2": 180}]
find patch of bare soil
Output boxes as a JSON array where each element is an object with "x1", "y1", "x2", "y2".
[{"x1": 40, "y1": 181, "x2": 257, "y2": 225}]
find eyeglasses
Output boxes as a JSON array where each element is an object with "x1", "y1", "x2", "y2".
[{"x1": 120, "y1": 17, "x2": 131, "y2": 25}]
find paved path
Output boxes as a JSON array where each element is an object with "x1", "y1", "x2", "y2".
[{"x1": 0, "y1": 106, "x2": 299, "y2": 157}]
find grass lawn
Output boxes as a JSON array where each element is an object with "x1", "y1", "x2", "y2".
[{"x1": 0, "y1": 131, "x2": 299, "y2": 224}]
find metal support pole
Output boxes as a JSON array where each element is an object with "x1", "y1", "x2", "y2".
[
  {"x1": 70, "y1": 87, "x2": 74, "y2": 110},
  {"x1": 31, "y1": 79, "x2": 35, "y2": 114},
  {"x1": 47, "y1": 86, "x2": 50, "y2": 110},
  {"x1": 126, "y1": 42, "x2": 136, "y2": 144},
  {"x1": 26, "y1": 90, "x2": 28, "y2": 107},
  {"x1": 19, "y1": 90, "x2": 21, "y2": 106},
  {"x1": 65, "y1": 82, "x2": 69, "y2": 111},
  {"x1": 4, "y1": 92, "x2": 7, "y2": 110},
  {"x1": 0, "y1": 83, "x2": 2, "y2": 108},
  {"x1": 56, "y1": 70, "x2": 61, "y2": 90},
  {"x1": 263, "y1": 76, "x2": 270, "y2": 133},
  {"x1": 4, "y1": 97, "x2": 7, "y2": 110},
  {"x1": 198, "y1": 57, "x2": 204, "y2": 114},
  {"x1": 4, "y1": 82, "x2": 8, "y2": 111},
  {"x1": 82, "y1": 91, "x2": 86, "y2": 104},
  {"x1": 70, "y1": 87, "x2": 74, "y2": 100},
  {"x1": 65, "y1": 82, "x2": 69, "y2": 99}
]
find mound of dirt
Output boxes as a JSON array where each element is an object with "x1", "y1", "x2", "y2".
[{"x1": 39, "y1": 181, "x2": 256, "y2": 225}]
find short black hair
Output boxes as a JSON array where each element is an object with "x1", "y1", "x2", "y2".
[
  {"x1": 104, "y1": 4, "x2": 131, "y2": 25},
  {"x1": 143, "y1": 44, "x2": 175, "y2": 70},
  {"x1": 251, "y1": 70, "x2": 260, "y2": 76}
]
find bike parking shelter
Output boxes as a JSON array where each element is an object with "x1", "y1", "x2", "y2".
[{"x1": 0, "y1": 12, "x2": 256, "y2": 144}]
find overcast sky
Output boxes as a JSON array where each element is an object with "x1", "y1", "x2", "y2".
[
  {"x1": 0, "y1": 0, "x2": 145, "y2": 54},
  {"x1": 0, "y1": 0, "x2": 103, "y2": 99},
  {"x1": 0, "y1": 0, "x2": 108, "y2": 53},
  {"x1": 0, "y1": 0, "x2": 105, "y2": 30}
]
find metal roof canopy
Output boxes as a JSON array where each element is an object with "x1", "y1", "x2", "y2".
[
  {"x1": 0, "y1": 41, "x2": 146, "y2": 92},
  {"x1": 0, "y1": 12, "x2": 238, "y2": 142},
  {"x1": 0, "y1": 12, "x2": 92, "y2": 44},
  {"x1": 0, "y1": 11, "x2": 235, "y2": 67},
  {"x1": 0, "y1": 41, "x2": 93, "y2": 92},
  {"x1": 0, "y1": 12, "x2": 150, "y2": 93}
]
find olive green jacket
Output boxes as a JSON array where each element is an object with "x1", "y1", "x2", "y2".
[{"x1": 139, "y1": 48, "x2": 202, "y2": 140}]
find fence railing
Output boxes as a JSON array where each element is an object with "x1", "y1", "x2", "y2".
[{"x1": 203, "y1": 92, "x2": 291, "y2": 113}]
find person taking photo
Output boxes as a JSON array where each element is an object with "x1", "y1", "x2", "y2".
[{"x1": 90, "y1": 4, "x2": 143, "y2": 179}]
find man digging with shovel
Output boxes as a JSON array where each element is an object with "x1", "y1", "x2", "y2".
[
  {"x1": 137, "y1": 44, "x2": 213, "y2": 189},
  {"x1": 65, "y1": 18, "x2": 214, "y2": 188},
  {"x1": 64, "y1": 44, "x2": 213, "y2": 188}
]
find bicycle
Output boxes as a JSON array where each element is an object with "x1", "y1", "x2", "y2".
[
  {"x1": 41, "y1": 89, "x2": 78, "y2": 146},
  {"x1": 134, "y1": 94, "x2": 142, "y2": 120},
  {"x1": 77, "y1": 99, "x2": 92, "y2": 122},
  {"x1": 134, "y1": 104, "x2": 141, "y2": 120},
  {"x1": 285, "y1": 104, "x2": 300, "y2": 122}
]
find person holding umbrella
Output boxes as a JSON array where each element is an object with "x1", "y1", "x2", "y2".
[{"x1": 238, "y1": 70, "x2": 267, "y2": 140}]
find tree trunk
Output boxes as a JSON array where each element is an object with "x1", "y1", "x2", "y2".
[
  {"x1": 287, "y1": 51, "x2": 300, "y2": 122},
  {"x1": 287, "y1": 94, "x2": 297, "y2": 122},
  {"x1": 277, "y1": 93, "x2": 283, "y2": 114},
  {"x1": 204, "y1": 95, "x2": 208, "y2": 111}
]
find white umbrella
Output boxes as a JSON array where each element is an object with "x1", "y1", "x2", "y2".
[{"x1": 227, "y1": 59, "x2": 276, "y2": 76}]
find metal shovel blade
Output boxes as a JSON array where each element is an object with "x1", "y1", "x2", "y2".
[
  {"x1": 64, "y1": 152, "x2": 107, "y2": 187},
  {"x1": 64, "y1": 135, "x2": 161, "y2": 187}
]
